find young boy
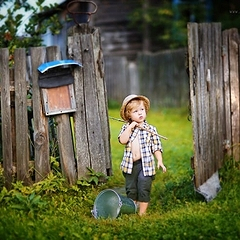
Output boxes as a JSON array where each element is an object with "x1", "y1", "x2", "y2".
[{"x1": 118, "y1": 94, "x2": 166, "y2": 216}]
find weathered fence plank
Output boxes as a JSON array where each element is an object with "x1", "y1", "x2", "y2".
[
  {"x1": 92, "y1": 28, "x2": 112, "y2": 174},
  {"x1": 68, "y1": 24, "x2": 110, "y2": 176},
  {"x1": 14, "y1": 48, "x2": 31, "y2": 184},
  {"x1": 222, "y1": 30, "x2": 232, "y2": 157},
  {"x1": 68, "y1": 33, "x2": 91, "y2": 177},
  {"x1": 55, "y1": 113, "x2": 77, "y2": 184},
  {"x1": 213, "y1": 24, "x2": 224, "y2": 171},
  {"x1": 229, "y1": 29, "x2": 240, "y2": 161},
  {"x1": 187, "y1": 22, "x2": 200, "y2": 187},
  {"x1": 198, "y1": 24, "x2": 209, "y2": 183},
  {"x1": 77, "y1": 31, "x2": 106, "y2": 173},
  {"x1": 188, "y1": 22, "x2": 224, "y2": 188},
  {"x1": 0, "y1": 48, "x2": 13, "y2": 189},
  {"x1": 30, "y1": 47, "x2": 51, "y2": 182},
  {"x1": 46, "y1": 46, "x2": 77, "y2": 185},
  {"x1": 10, "y1": 69, "x2": 16, "y2": 169},
  {"x1": 81, "y1": 33, "x2": 104, "y2": 171}
]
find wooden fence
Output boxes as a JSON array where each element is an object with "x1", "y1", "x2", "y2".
[
  {"x1": 105, "y1": 48, "x2": 190, "y2": 108},
  {"x1": 0, "y1": 24, "x2": 111, "y2": 189},
  {"x1": 188, "y1": 22, "x2": 240, "y2": 189}
]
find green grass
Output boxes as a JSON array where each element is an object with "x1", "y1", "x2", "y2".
[{"x1": 0, "y1": 107, "x2": 240, "y2": 240}]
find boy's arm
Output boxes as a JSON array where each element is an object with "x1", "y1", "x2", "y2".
[
  {"x1": 119, "y1": 122, "x2": 138, "y2": 144},
  {"x1": 154, "y1": 150, "x2": 167, "y2": 172}
]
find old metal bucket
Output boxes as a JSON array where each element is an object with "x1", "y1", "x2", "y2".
[{"x1": 91, "y1": 189, "x2": 137, "y2": 219}]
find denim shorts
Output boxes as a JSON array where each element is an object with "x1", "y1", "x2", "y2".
[{"x1": 123, "y1": 159, "x2": 154, "y2": 202}]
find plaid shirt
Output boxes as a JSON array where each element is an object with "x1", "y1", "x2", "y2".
[{"x1": 118, "y1": 121, "x2": 163, "y2": 176}]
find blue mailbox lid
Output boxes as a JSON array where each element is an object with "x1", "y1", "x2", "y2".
[{"x1": 38, "y1": 60, "x2": 83, "y2": 73}]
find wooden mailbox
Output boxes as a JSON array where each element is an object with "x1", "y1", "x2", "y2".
[{"x1": 38, "y1": 60, "x2": 82, "y2": 116}]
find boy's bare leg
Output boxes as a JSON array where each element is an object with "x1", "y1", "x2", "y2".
[{"x1": 138, "y1": 202, "x2": 148, "y2": 216}]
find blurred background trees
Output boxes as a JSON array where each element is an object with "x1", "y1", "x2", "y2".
[
  {"x1": 0, "y1": 0, "x2": 240, "y2": 56},
  {"x1": 129, "y1": 0, "x2": 240, "y2": 51}
]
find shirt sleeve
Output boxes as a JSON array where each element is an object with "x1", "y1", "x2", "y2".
[
  {"x1": 151, "y1": 126, "x2": 163, "y2": 153},
  {"x1": 118, "y1": 123, "x2": 128, "y2": 143}
]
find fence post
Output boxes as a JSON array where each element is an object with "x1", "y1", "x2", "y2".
[
  {"x1": 187, "y1": 22, "x2": 224, "y2": 201},
  {"x1": 222, "y1": 30, "x2": 232, "y2": 157},
  {"x1": 68, "y1": 24, "x2": 112, "y2": 177},
  {"x1": 46, "y1": 46, "x2": 77, "y2": 185},
  {"x1": 228, "y1": 29, "x2": 240, "y2": 161},
  {"x1": 14, "y1": 48, "x2": 32, "y2": 184},
  {"x1": 30, "y1": 47, "x2": 51, "y2": 182},
  {"x1": 0, "y1": 48, "x2": 13, "y2": 189}
]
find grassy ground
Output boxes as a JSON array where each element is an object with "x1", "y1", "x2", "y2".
[{"x1": 0, "y1": 107, "x2": 240, "y2": 240}]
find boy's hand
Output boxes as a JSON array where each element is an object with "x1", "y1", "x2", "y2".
[
  {"x1": 158, "y1": 163, "x2": 167, "y2": 173},
  {"x1": 129, "y1": 121, "x2": 138, "y2": 130}
]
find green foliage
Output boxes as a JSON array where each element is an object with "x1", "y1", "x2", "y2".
[
  {"x1": 108, "y1": 99, "x2": 121, "y2": 109},
  {"x1": 219, "y1": 156, "x2": 240, "y2": 188},
  {"x1": 0, "y1": 165, "x2": 4, "y2": 190},
  {"x1": 128, "y1": 1, "x2": 205, "y2": 49},
  {"x1": 211, "y1": 0, "x2": 240, "y2": 30},
  {"x1": 0, "y1": 0, "x2": 63, "y2": 65},
  {"x1": 0, "y1": 186, "x2": 47, "y2": 217},
  {"x1": 128, "y1": 0, "x2": 240, "y2": 50},
  {"x1": 9, "y1": 192, "x2": 46, "y2": 215},
  {"x1": 154, "y1": 170, "x2": 204, "y2": 212},
  {"x1": 77, "y1": 167, "x2": 109, "y2": 187}
]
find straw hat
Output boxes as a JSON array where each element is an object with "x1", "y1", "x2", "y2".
[{"x1": 120, "y1": 94, "x2": 150, "y2": 121}]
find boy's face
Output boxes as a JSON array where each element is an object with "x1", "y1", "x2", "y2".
[{"x1": 128, "y1": 100, "x2": 146, "y2": 123}]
